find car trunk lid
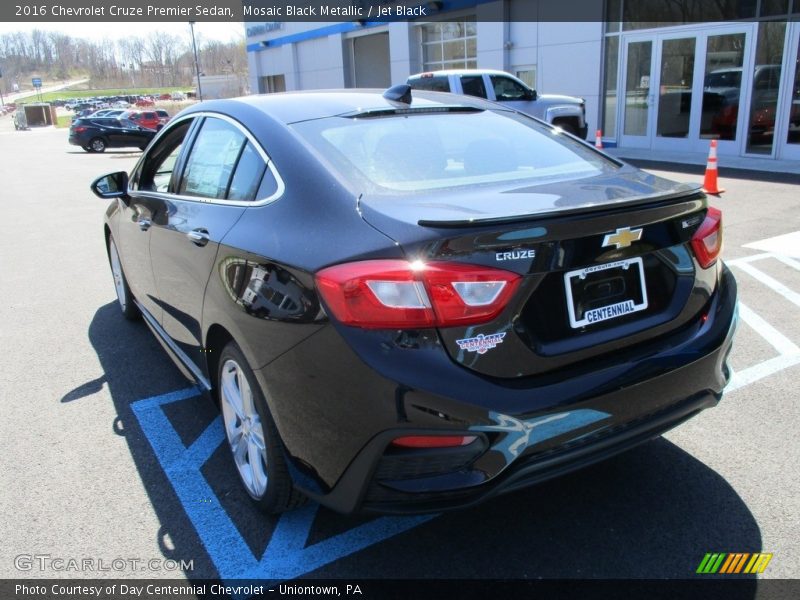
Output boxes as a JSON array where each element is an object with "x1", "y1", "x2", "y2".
[{"x1": 358, "y1": 171, "x2": 715, "y2": 378}]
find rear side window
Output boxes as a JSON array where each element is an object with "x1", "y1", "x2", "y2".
[
  {"x1": 460, "y1": 75, "x2": 487, "y2": 98},
  {"x1": 409, "y1": 76, "x2": 450, "y2": 92},
  {"x1": 179, "y1": 118, "x2": 246, "y2": 199},
  {"x1": 227, "y1": 142, "x2": 267, "y2": 201}
]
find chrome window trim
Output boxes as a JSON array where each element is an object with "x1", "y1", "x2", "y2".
[{"x1": 130, "y1": 111, "x2": 285, "y2": 207}]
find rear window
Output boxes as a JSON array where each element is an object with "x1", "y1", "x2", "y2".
[
  {"x1": 408, "y1": 76, "x2": 450, "y2": 93},
  {"x1": 292, "y1": 110, "x2": 617, "y2": 193}
]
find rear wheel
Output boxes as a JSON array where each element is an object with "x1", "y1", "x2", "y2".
[
  {"x1": 89, "y1": 137, "x2": 106, "y2": 153},
  {"x1": 218, "y1": 342, "x2": 305, "y2": 513},
  {"x1": 108, "y1": 235, "x2": 140, "y2": 320}
]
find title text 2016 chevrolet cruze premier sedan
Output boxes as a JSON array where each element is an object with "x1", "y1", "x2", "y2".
[{"x1": 92, "y1": 87, "x2": 737, "y2": 514}]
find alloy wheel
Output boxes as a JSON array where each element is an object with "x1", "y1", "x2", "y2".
[{"x1": 220, "y1": 359, "x2": 269, "y2": 498}]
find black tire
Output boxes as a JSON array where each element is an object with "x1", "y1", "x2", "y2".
[
  {"x1": 89, "y1": 137, "x2": 106, "y2": 153},
  {"x1": 107, "y1": 235, "x2": 140, "y2": 320},
  {"x1": 217, "y1": 341, "x2": 306, "y2": 513}
]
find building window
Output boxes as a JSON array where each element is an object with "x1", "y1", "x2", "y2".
[
  {"x1": 259, "y1": 75, "x2": 286, "y2": 94},
  {"x1": 420, "y1": 18, "x2": 477, "y2": 71},
  {"x1": 514, "y1": 67, "x2": 537, "y2": 90}
]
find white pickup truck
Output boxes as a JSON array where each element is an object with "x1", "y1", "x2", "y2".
[{"x1": 407, "y1": 69, "x2": 589, "y2": 139}]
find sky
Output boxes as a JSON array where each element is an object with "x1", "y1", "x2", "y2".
[{"x1": 0, "y1": 21, "x2": 245, "y2": 44}]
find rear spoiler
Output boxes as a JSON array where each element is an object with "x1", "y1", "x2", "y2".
[{"x1": 417, "y1": 185, "x2": 705, "y2": 228}]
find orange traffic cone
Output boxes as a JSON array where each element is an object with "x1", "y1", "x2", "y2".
[
  {"x1": 595, "y1": 130, "x2": 603, "y2": 149},
  {"x1": 702, "y1": 139, "x2": 725, "y2": 195}
]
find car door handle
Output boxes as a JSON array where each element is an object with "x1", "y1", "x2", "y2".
[
  {"x1": 138, "y1": 218, "x2": 151, "y2": 231},
  {"x1": 187, "y1": 229, "x2": 210, "y2": 246}
]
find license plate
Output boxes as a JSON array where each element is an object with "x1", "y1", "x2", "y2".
[{"x1": 564, "y1": 258, "x2": 648, "y2": 328}]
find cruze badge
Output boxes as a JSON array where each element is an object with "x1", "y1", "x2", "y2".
[
  {"x1": 496, "y1": 249, "x2": 536, "y2": 261},
  {"x1": 602, "y1": 227, "x2": 643, "y2": 249},
  {"x1": 456, "y1": 332, "x2": 506, "y2": 355}
]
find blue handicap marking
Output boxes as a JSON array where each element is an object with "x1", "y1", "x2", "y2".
[{"x1": 131, "y1": 388, "x2": 437, "y2": 581}]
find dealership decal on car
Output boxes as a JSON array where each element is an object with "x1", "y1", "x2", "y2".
[
  {"x1": 584, "y1": 300, "x2": 636, "y2": 324},
  {"x1": 456, "y1": 332, "x2": 506, "y2": 354}
]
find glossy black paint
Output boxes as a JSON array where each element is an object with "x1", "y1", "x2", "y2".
[{"x1": 100, "y1": 90, "x2": 738, "y2": 514}]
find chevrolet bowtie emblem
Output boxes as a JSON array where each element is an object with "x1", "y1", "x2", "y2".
[{"x1": 602, "y1": 227, "x2": 643, "y2": 249}]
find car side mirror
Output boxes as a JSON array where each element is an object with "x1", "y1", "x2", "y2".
[
  {"x1": 525, "y1": 89, "x2": 537, "y2": 101},
  {"x1": 91, "y1": 171, "x2": 129, "y2": 199}
]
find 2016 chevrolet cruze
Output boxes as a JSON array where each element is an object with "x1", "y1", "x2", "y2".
[{"x1": 93, "y1": 87, "x2": 737, "y2": 514}]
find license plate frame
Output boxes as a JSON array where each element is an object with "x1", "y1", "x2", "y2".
[{"x1": 564, "y1": 257, "x2": 648, "y2": 329}]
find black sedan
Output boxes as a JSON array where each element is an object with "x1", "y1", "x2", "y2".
[
  {"x1": 92, "y1": 87, "x2": 737, "y2": 514},
  {"x1": 69, "y1": 117, "x2": 157, "y2": 153}
]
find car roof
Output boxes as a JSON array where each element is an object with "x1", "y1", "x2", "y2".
[{"x1": 207, "y1": 89, "x2": 502, "y2": 125}]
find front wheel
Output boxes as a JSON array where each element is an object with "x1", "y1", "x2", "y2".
[
  {"x1": 108, "y1": 235, "x2": 140, "y2": 320},
  {"x1": 218, "y1": 342, "x2": 306, "y2": 513}
]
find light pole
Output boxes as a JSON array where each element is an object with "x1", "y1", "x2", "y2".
[{"x1": 189, "y1": 21, "x2": 203, "y2": 101}]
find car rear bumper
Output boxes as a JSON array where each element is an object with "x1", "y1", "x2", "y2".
[{"x1": 260, "y1": 265, "x2": 737, "y2": 514}]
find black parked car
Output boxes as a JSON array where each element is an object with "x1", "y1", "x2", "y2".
[
  {"x1": 92, "y1": 88, "x2": 737, "y2": 514},
  {"x1": 69, "y1": 117, "x2": 157, "y2": 153}
]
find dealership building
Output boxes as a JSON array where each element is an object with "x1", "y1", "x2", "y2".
[{"x1": 246, "y1": 0, "x2": 800, "y2": 162}]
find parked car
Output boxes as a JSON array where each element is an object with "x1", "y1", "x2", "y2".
[
  {"x1": 135, "y1": 96, "x2": 155, "y2": 107},
  {"x1": 122, "y1": 110, "x2": 162, "y2": 131},
  {"x1": 69, "y1": 117, "x2": 156, "y2": 152},
  {"x1": 13, "y1": 108, "x2": 27, "y2": 130},
  {"x1": 92, "y1": 87, "x2": 737, "y2": 514},
  {"x1": 408, "y1": 69, "x2": 589, "y2": 138},
  {"x1": 171, "y1": 91, "x2": 186, "y2": 101},
  {"x1": 155, "y1": 109, "x2": 170, "y2": 126},
  {"x1": 112, "y1": 100, "x2": 131, "y2": 108},
  {"x1": 72, "y1": 108, "x2": 96, "y2": 122},
  {"x1": 92, "y1": 109, "x2": 127, "y2": 119}
]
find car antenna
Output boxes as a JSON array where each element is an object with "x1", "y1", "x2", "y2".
[{"x1": 382, "y1": 84, "x2": 412, "y2": 105}]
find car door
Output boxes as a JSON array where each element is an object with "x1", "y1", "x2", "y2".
[
  {"x1": 486, "y1": 73, "x2": 537, "y2": 112},
  {"x1": 121, "y1": 118, "x2": 203, "y2": 324},
  {"x1": 147, "y1": 115, "x2": 258, "y2": 369}
]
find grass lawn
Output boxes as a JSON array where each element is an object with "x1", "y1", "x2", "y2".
[{"x1": 19, "y1": 87, "x2": 193, "y2": 103}]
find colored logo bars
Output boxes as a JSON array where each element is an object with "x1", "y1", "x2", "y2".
[{"x1": 696, "y1": 552, "x2": 773, "y2": 574}]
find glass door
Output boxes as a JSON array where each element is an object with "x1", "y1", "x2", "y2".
[
  {"x1": 618, "y1": 25, "x2": 755, "y2": 155},
  {"x1": 651, "y1": 35, "x2": 699, "y2": 151},
  {"x1": 620, "y1": 38, "x2": 655, "y2": 149},
  {"x1": 698, "y1": 29, "x2": 750, "y2": 154},
  {"x1": 776, "y1": 24, "x2": 800, "y2": 160}
]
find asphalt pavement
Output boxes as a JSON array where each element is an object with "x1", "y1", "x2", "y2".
[{"x1": 0, "y1": 119, "x2": 797, "y2": 586}]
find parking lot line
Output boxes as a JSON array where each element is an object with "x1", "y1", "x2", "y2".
[
  {"x1": 726, "y1": 303, "x2": 800, "y2": 393},
  {"x1": 732, "y1": 261, "x2": 800, "y2": 309},
  {"x1": 725, "y1": 251, "x2": 800, "y2": 393},
  {"x1": 131, "y1": 388, "x2": 436, "y2": 582},
  {"x1": 743, "y1": 231, "x2": 800, "y2": 258}
]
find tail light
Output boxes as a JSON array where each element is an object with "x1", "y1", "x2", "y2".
[
  {"x1": 315, "y1": 260, "x2": 521, "y2": 329},
  {"x1": 73, "y1": 126, "x2": 87, "y2": 133},
  {"x1": 691, "y1": 206, "x2": 723, "y2": 269}
]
